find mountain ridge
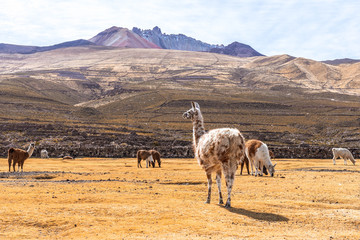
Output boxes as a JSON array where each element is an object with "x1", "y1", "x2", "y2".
[{"x1": 0, "y1": 25, "x2": 263, "y2": 58}]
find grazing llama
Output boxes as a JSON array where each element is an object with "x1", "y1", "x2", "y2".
[
  {"x1": 332, "y1": 148, "x2": 356, "y2": 165},
  {"x1": 240, "y1": 154, "x2": 268, "y2": 175},
  {"x1": 149, "y1": 150, "x2": 161, "y2": 168},
  {"x1": 183, "y1": 102, "x2": 245, "y2": 208},
  {"x1": 8, "y1": 142, "x2": 35, "y2": 172},
  {"x1": 41, "y1": 149, "x2": 49, "y2": 158},
  {"x1": 137, "y1": 150, "x2": 155, "y2": 168},
  {"x1": 245, "y1": 139, "x2": 276, "y2": 177}
]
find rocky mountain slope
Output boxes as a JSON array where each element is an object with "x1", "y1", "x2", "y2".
[
  {"x1": 89, "y1": 26, "x2": 160, "y2": 49},
  {"x1": 132, "y1": 26, "x2": 220, "y2": 51},
  {"x1": 209, "y1": 41, "x2": 264, "y2": 57},
  {"x1": 0, "y1": 46, "x2": 360, "y2": 158}
]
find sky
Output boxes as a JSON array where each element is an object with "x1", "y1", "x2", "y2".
[{"x1": 0, "y1": 0, "x2": 359, "y2": 61}]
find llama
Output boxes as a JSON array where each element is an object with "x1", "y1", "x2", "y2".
[
  {"x1": 332, "y1": 148, "x2": 356, "y2": 165},
  {"x1": 137, "y1": 150, "x2": 155, "y2": 168},
  {"x1": 183, "y1": 102, "x2": 245, "y2": 208},
  {"x1": 63, "y1": 156, "x2": 74, "y2": 160},
  {"x1": 41, "y1": 149, "x2": 49, "y2": 158},
  {"x1": 8, "y1": 142, "x2": 35, "y2": 172},
  {"x1": 240, "y1": 154, "x2": 268, "y2": 175},
  {"x1": 245, "y1": 139, "x2": 276, "y2": 177},
  {"x1": 149, "y1": 149, "x2": 161, "y2": 168}
]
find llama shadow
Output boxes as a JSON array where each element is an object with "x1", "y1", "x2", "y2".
[{"x1": 221, "y1": 206, "x2": 289, "y2": 222}]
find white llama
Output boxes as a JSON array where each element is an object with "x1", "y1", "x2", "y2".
[
  {"x1": 245, "y1": 139, "x2": 276, "y2": 177},
  {"x1": 183, "y1": 102, "x2": 245, "y2": 208},
  {"x1": 332, "y1": 148, "x2": 356, "y2": 165},
  {"x1": 41, "y1": 149, "x2": 49, "y2": 158}
]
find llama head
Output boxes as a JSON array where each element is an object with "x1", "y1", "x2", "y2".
[
  {"x1": 28, "y1": 142, "x2": 35, "y2": 149},
  {"x1": 268, "y1": 163, "x2": 277, "y2": 177},
  {"x1": 182, "y1": 101, "x2": 201, "y2": 120}
]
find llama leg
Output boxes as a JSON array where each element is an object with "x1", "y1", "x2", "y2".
[
  {"x1": 343, "y1": 158, "x2": 347, "y2": 165},
  {"x1": 259, "y1": 162, "x2": 263, "y2": 176},
  {"x1": 224, "y1": 171, "x2": 235, "y2": 208},
  {"x1": 332, "y1": 156, "x2": 336, "y2": 165},
  {"x1": 205, "y1": 173, "x2": 212, "y2": 204},
  {"x1": 8, "y1": 158, "x2": 12, "y2": 172},
  {"x1": 254, "y1": 161, "x2": 260, "y2": 176},
  {"x1": 245, "y1": 158, "x2": 250, "y2": 175},
  {"x1": 216, "y1": 171, "x2": 224, "y2": 204},
  {"x1": 13, "y1": 162, "x2": 16, "y2": 172},
  {"x1": 21, "y1": 162, "x2": 24, "y2": 172},
  {"x1": 222, "y1": 161, "x2": 235, "y2": 208},
  {"x1": 240, "y1": 161, "x2": 244, "y2": 175},
  {"x1": 249, "y1": 159, "x2": 255, "y2": 175}
]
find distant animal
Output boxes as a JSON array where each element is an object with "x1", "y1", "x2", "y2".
[
  {"x1": 137, "y1": 150, "x2": 155, "y2": 168},
  {"x1": 183, "y1": 101, "x2": 245, "y2": 208},
  {"x1": 149, "y1": 150, "x2": 161, "y2": 168},
  {"x1": 245, "y1": 139, "x2": 276, "y2": 177},
  {"x1": 332, "y1": 148, "x2": 356, "y2": 165},
  {"x1": 63, "y1": 156, "x2": 74, "y2": 160},
  {"x1": 8, "y1": 142, "x2": 35, "y2": 172},
  {"x1": 41, "y1": 149, "x2": 49, "y2": 158}
]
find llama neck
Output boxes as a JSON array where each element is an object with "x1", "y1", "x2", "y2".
[
  {"x1": 27, "y1": 146, "x2": 35, "y2": 157},
  {"x1": 192, "y1": 112, "x2": 206, "y2": 149}
]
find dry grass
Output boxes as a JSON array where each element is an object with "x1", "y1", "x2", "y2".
[{"x1": 0, "y1": 157, "x2": 359, "y2": 239}]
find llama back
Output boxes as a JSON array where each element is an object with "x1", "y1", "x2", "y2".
[{"x1": 197, "y1": 128, "x2": 244, "y2": 165}]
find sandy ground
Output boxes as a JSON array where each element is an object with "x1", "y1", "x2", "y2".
[{"x1": 0, "y1": 157, "x2": 359, "y2": 239}]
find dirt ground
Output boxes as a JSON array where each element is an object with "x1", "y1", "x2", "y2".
[{"x1": 0, "y1": 157, "x2": 359, "y2": 239}]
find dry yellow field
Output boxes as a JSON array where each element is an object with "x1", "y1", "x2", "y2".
[{"x1": 0, "y1": 157, "x2": 359, "y2": 240}]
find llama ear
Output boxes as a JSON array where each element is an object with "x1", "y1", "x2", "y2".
[
  {"x1": 191, "y1": 101, "x2": 196, "y2": 109},
  {"x1": 193, "y1": 102, "x2": 200, "y2": 109}
]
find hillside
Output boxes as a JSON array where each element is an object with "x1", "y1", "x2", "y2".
[{"x1": 1, "y1": 46, "x2": 360, "y2": 158}]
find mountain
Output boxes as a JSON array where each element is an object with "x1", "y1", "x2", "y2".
[
  {"x1": 132, "y1": 26, "x2": 264, "y2": 57},
  {"x1": 209, "y1": 41, "x2": 264, "y2": 57},
  {"x1": 321, "y1": 58, "x2": 360, "y2": 65},
  {"x1": 0, "y1": 26, "x2": 263, "y2": 58},
  {"x1": 89, "y1": 26, "x2": 161, "y2": 49},
  {"x1": 132, "y1": 26, "x2": 221, "y2": 51},
  {"x1": 1, "y1": 46, "x2": 360, "y2": 158},
  {"x1": 0, "y1": 39, "x2": 94, "y2": 54}
]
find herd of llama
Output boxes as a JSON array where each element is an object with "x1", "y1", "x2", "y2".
[{"x1": 5, "y1": 101, "x2": 356, "y2": 209}]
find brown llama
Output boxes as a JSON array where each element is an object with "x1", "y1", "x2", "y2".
[
  {"x1": 149, "y1": 150, "x2": 161, "y2": 168},
  {"x1": 240, "y1": 148, "x2": 273, "y2": 175},
  {"x1": 245, "y1": 139, "x2": 276, "y2": 177},
  {"x1": 137, "y1": 150, "x2": 155, "y2": 168},
  {"x1": 8, "y1": 142, "x2": 35, "y2": 172},
  {"x1": 183, "y1": 102, "x2": 245, "y2": 208}
]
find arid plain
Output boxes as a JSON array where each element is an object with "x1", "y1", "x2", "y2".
[{"x1": 0, "y1": 157, "x2": 359, "y2": 239}]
